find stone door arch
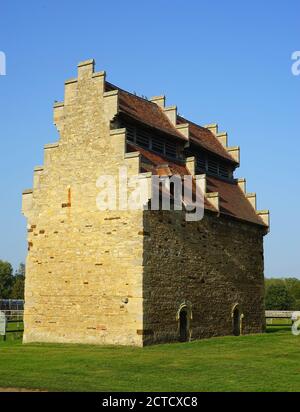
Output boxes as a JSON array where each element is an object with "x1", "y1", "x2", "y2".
[
  {"x1": 177, "y1": 302, "x2": 192, "y2": 342},
  {"x1": 232, "y1": 303, "x2": 244, "y2": 336}
]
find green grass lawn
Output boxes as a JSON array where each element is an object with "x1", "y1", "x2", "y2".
[
  {"x1": 0, "y1": 327, "x2": 299, "y2": 392},
  {"x1": 6, "y1": 321, "x2": 24, "y2": 332}
]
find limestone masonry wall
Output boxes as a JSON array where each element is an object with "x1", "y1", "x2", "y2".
[
  {"x1": 142, "y1": 210, "x2": 265, "y2": 345},
  {"x1": 22, "y1": 60, "x2": 145, "y2": 346}
]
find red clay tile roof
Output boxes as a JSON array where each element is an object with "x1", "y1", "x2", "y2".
[
  {"x1": 106, "y1": 81, "x2": 237, "y2": 163},
  {"x1": 127, "y1": 143, "x2": 266, "y2": 227},
  {"x1": 206, "y1": 176, "x2": 265, "y2": 226},
  {"x1": 106, "y1": 80, "x2": 265, "y2": 227},
  {"x1": 177, "y1": 116, "x2": 236, "y2": 163},
  {"x1": 129, "y1": 144, "x2": 188, "y2": 176},
  {"x1": 106, "y1": 82, "x2": 186, "y2": 141}
]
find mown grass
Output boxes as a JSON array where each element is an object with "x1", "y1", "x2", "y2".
[
  {"x1": 0, "y1": 327, "x2": 299, "y2": 392},
  {"x1": 6, "y1": 321, "x2": 24, "y2": 332}
]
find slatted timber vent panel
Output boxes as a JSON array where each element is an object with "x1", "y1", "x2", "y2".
[
  {"x1": 121, "y1": 121, "x2": 179, "y2": 159},
  {"x1": 126, "y1": 124, "x2": 135, "y2": 142},
  {"x1": 195, "y1": 153, "x2": 232, "y2": 180},
  {"x1": 196, "y1": 156, "x2": 206, "y2": 171},
  {"x1": 207, "y1": 158, "x2": 219, "y2": 175},
  {"x1": 136, "y1": 129, "x2": 151, "y2": 149},
  {"x1": 151, "y1": 136, "x2": 164, "y2": 154},
  {"x1": 219, "y1": 163, "x2": 230, "y2": 179},
  {"x1": 165, "y1": 141, "x2": 177, "y2": 158}
]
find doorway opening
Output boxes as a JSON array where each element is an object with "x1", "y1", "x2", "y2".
[
  {"x1": 179, "y1": 307, "x2": 188, "y2": 342},
  {"x1": 232, "y1": 305, "x2": 241, "y2": 336}
]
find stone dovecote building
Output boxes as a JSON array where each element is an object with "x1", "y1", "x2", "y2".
[{"x1": 22, "y1": 60, "x2": 270, "y2": 346}]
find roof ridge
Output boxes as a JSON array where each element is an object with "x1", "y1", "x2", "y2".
[
  {"x1": 107, "y1": 82, "x2": 207, "y2": 137},
  {"x1": 105, "y1": 81, "x2": 159, "y2": 106},
  {"x1": 177, "y1": 114, "x2": 208, "y2": 132},
  {"x1": 107, "y1": 82, "x2": 209, "y2": 134}
]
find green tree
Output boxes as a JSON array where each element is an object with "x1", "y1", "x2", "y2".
[
  {"x1": 10, "y1": 275, "x2": 25, "y2": 299},
  {"x1": 10, "y1": 263, "x2": 25, "y2": 300},
  {"x1": 0, "y1": 260, "x2": 14, "y2": 299},
  {"x1": 14, "y1": 263, "x2": 25, "y2": 278},
  {"x1": 265, "y1": 277, "x2": 300, "y2": 310},
  {"x1": 285, "y1": 278, "x2": 300, "y2": 309},
  {"x1": 265, "y1": 284, "x2": 295, "y2": 310}
]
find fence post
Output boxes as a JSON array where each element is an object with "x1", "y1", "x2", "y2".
[{"x1": 0, "y1": 311, "x2": 7, "y2": 341}]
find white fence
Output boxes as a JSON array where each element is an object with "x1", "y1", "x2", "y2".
[
  {"x1": 265, "y1": 310, "x2": 294, "y2": 319},
  {"x1": 0, "y1": 310, "x2": 24, "y2": 340}
]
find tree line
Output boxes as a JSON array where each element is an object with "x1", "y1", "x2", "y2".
[
  {"x1": 0, "y1": 260, "x2": 25, "y2": 300},
  {"x1": 265, "y1": 278, "x2": 300, "y2": 311}
]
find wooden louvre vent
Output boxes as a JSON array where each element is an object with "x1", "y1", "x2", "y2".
[
  {"x1": 123, "y1": 121, "x2": 178, "y2": 160},
  {"x1": 196, "y1": 153, "x2": 231, "y2": 179}
]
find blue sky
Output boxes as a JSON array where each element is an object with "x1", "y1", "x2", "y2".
[{"x1": 0, "y1": 0, "x2": 299, "y2": 277}]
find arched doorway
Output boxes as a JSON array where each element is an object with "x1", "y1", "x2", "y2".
[
  {"x1": 179, "y1": 307, "x2": 188, "y2": 342},
  {"x1": 232, "y1": 306, "x2": 241, "y2": 336}
]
